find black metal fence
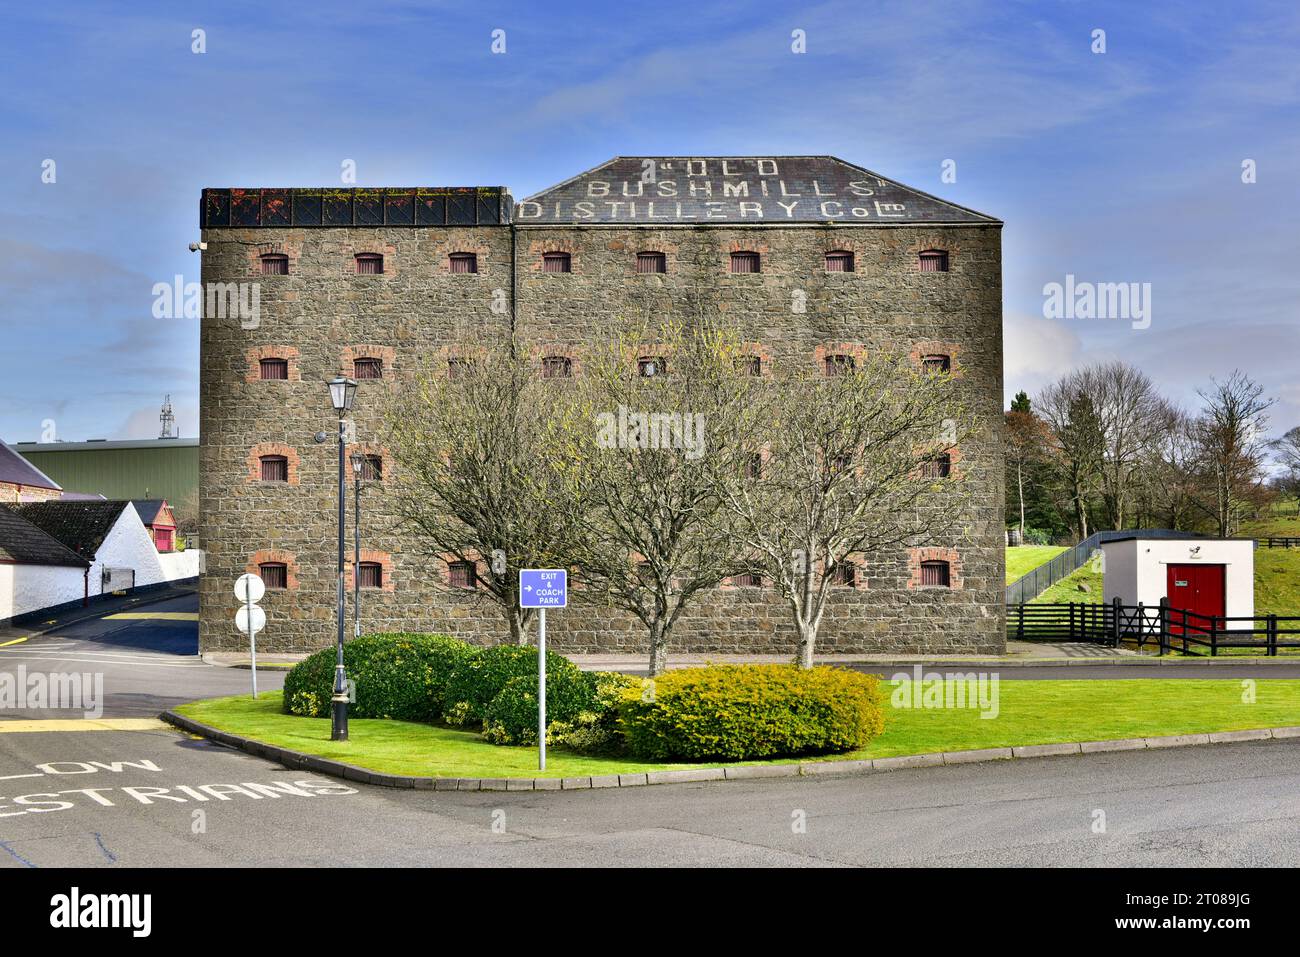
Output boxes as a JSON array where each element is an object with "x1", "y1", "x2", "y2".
[
  {"x1": 1007, "y1": 598, "x2": 1300, "y2": 656},
  {"x1": 1262, "y1": 537, "x2": 1300, "y2": 548}
]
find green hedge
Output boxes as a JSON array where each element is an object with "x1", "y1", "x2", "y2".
[
  {"x1": 618, "y1": 664, "x2": 886, "y2": 761},
  {"x1": 283, "y1": 632, "x2": 473, "y2": 721},
  {"x1": 445, "y1": 644, "x2": 595, "y2": 744}
]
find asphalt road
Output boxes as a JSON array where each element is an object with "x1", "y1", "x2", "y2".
[{"x1": 3, "y1": 595, "x2": 1300, "y2": 867}]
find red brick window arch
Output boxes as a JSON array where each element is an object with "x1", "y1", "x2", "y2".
[
  {"x1": 638, "y1": 356, "x2": 667, "y2": 378},
  {"x1": 830, "y1": 562, "x2": 857, "y2": 587},
  {"x1": 922, "y1": 354, "x2": 951, "y2": 373},
  {"x1": 249, "y1": 548, "x2": 298, "y2": 589},
  {"x1": 734, "y1": 572, "x2": 764, "y2": 587},
  {"x1": 259, "y1": 253, "x2": 289, "y2": 275},
  {"x1": 355, "y1": 252, "x2": 384, "y2": 274},
  {"x1": 449, "y1": 252, "x2": 478, "y2": 273},
  {"x1": 247, "y1": 443, "x2": 299, "y2": 485},
  {"x1": 825, "y1": 250, "x2": 854, "y2": 272},
  {"x1": 921, "y1": 452, "x2": 952, "y2": 479},
  {"x1": 918, "y1": 249, "x2": 949, "y2": 272},
  {"x1": 542, "y1": 251, "x2": 571, "y2": 273},
  {"x1": 636, "y1": 251, "x2": 666, "y2": 274},
  {"x1": 730, "y1": 251, "x2": 760, "y2": 273},
  {"x1": 358, "y1": 562, "x2": 383, "y2": 589}
]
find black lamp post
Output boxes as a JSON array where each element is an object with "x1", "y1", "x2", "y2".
[
  {"x1": 349, "y1": 450, "x2": 366, "y2": 642},
  {"x1": 328, "y1": 375, "x2": 358, "y2": 741}
]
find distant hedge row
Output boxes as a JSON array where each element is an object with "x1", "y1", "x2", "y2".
[{"x1": 283, "y1": 633, "x2": 885, "y2": 760}]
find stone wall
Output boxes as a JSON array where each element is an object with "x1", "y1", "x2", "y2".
[{"x1": 199, "y1": 222, "x2": 1004, "y2": 656}]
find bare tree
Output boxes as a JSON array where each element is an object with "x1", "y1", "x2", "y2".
[
  {"x1": 1143, "y1": 404, "x2": 1203, "y2": 530},
  {"x1": 1092, "y1": 362, "x2": 1167, "y2": 530},
  {"x1": 715, "y1": 353, "x2": 975, "y2": 668},
  {"x1": 386, "y1": 337, "x2": 588, "y2": 644},
  {"x1": 1004, "y1": 392, "x2": 1049, "y2": 538},
  {"x1": 1191, "y1": 370, "x2": 1275, "y2": 537},
  {"x1": 1276, "y1": 426, "x2": 1300, "y2": 511},
  {"x1": 563, "y1": 320, "x2": 750, "y2": 675},
  {"x1": 1037, "y1": 371, "x2": 1104, "y2": 539}
]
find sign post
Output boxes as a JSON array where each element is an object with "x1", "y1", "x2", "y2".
[
  {"x1": 519, "y1": 569, "x2": 567, "y2": 771},
  {"x1": 234, "y1": 573, "x2": 266, "y2": 698}
]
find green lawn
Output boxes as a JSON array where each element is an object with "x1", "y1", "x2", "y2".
[
  {"x1": 1006, "y1": 545, "x2": 1068, "y2": 583},
  {"x1": 175, "y1": 681, "x2": 1300, "y2": 780},
  {"x1": 1030, "y1": 561, "x2": 1104, "y2": 604}
]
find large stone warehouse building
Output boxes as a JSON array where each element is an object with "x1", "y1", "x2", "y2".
[{"x1": 198, "y1": 156, "x2": 1004, "y2": 654}]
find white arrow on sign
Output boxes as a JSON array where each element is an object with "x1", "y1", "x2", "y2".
[
  {"x1": 235, "y1": 604, "x2": 267, "y2": 637},
  {"x1": 234, "y1": 573, "x2": 266, "y2": 604}
]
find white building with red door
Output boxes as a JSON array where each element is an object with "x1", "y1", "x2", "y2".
[{"x1": 1101, "y1": 535, "x2": 1255, "y2": 621}]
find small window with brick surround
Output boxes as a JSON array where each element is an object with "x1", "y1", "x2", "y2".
[
  {"x1": 449, "y1": 252, "x2": 478, "y2": 274},
  {"x1": 358, "y1": 562, "x2": 383, "y2": 589},
  {"x1": 355, "y1": 253, "x2": 384, "y2": 274},
  {"x1": 922, "y1": 354, "x2": 951, "y2": 374},
  {"x1": 358, "y1": 454, "x2": 382, "y2": 480},
  {"x1": 730, "y1": 251, "x2": 760, "y2": 274},
  {"x1": 921, "y1": 453, "x2": 952, "y2": 480},
  {"x1": 638, "y1": 356, "x2": 666, "y2": 378},
  {"x1": 920, "y1": 560, "x2": 951, "y2": 588},
  {"x1": 830, "y1": 562, "x2": 857, "y2": 587},
  {"x1": 447, "y1": 358, "x2": 471, "y2": 380},
  {"x1": 353, "y1": 357, "x2": 383, "y2": 380},
  {"x1": 734, "y1": 572, "x2": 763, "y2": 588},
  {"x1": 259, "y1": 358, "x2": 289, "y2": 380},
  {"x1": 825, "y1": 250, "x2": 854, "y2": 272},
  {"x1": 746, "y1": 454, "x2": 763, "y2": 480},
  {"x1": 541, "y1": 356, "x2": 572, "y2": 378},
  {"x1": 542, "y1": 252, "x2": 571, "y2": 273},
  {"x1": 919, "y1": 250, "x2": 949, "y2": 272},
  {"x1": 260, "y1": 253, "x2": 289, "y2": 275},
  {"x1": 824, "y1": 354, "x2": 854, "y2": 376},
  {"x1": 259, "y1": 562, "x2": 288, "y2": 589},
  {"x1": 448, "y1": 560, "x2": 476, "y2": 589},
  {"x1": 739, "y1": 356, "x2": 762, "y2": 376},
  {"x1": 259, "y1": 455, "x2": 288, "y2": 482},
  {"x1": 636, "y1": 251, "x2": 666, "y2": 274}
]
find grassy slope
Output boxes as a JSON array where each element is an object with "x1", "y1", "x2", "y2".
[
  {"x1": 1005, "y1": 545, "x2": 1068, "y2": 583},
  {"x1": 178, "y1": 681, "x2": 1300, "y2": 779}
]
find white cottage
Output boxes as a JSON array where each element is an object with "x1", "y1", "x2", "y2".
[{"x1": 1100, "y1": 535, "x2": 1254, "y2": 622}]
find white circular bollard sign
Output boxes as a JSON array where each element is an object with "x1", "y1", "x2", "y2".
[
  {"x1": 235, "y1": 604, "x2": 267, "y2": 637},
  {"x1": 234, "y1": 573, "x2": 266, "y2": 604}
]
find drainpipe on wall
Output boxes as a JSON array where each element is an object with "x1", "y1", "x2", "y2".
[{"x1": 83, "y1": 567, "x2": 89, "y2": 607}]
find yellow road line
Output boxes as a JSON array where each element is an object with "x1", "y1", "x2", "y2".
[
  {"x1": 0, "y1": 718, "x2": 169, "y2": 733},
  {"x1": 0, "y1": 636, "x2": 29, "y2": 647},
  {"x1": 103, "y1": 612, "x2": 199, "y2": 621}
]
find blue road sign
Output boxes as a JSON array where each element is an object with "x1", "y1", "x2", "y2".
[{"x1": 520, "y1": 569, "x2": 567, "y2": 608}]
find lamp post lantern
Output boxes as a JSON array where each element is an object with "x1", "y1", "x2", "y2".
[
  {"x1": 328, "y1": 376, "x2": 358, "y2": 741},
  {"x1": 349, "y1": 450, "x2": 366, "y2": 642}
]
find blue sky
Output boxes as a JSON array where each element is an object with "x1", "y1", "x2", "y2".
[{"x1": 1, "y1": 0, "x2": 1297, "y2": 443}]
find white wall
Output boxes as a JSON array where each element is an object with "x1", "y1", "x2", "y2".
[
  {"x1": 1102, "y1": 538, "x2": 1254, "y2": 619},
  {"x1": 88, "y1": 506, "x2": 202, "y2": 595},
  {"x1": 0, "y1": 562, "x2": 87, "y2": 621}
]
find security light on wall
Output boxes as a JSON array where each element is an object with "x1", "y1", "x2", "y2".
[
  {"x1": 328, "y1": 376, "x2": 358, "y2": 413},
  {"x1": 187, "y1": 241, "x2": 207, "y2": 252}
]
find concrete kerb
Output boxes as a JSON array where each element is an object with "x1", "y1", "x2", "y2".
[{"x1": 158, "y1": 710, "x2": 1300, "y2": 793}]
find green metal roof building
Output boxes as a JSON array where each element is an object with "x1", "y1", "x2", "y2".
[{"x1": 6, "y1": 439, "x2": 198, "y2": 513}]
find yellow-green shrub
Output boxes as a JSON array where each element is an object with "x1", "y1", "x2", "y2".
[{"x1": 618, "y1": 664, "x2": 885, "y2": 761}]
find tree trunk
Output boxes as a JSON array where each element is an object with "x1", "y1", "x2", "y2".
[
  {"x1": 797, "y1": 622, "x2": 817, "y2": 669},
  {"x1": 647, "y1": 620, "x2": 670, "y2": 676},
  {"x1": 509, "y1": 609, "x2": 529, "y2": 646}
]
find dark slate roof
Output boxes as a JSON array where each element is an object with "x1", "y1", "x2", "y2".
[
  {"x1": 516, "y1": 156, "x2": 1000, "y2": 226},
  {"x1": 0, "y1": 441, "x2": 61, "y2": 492},
  {"x1": 131, "y1": 499, "x2": 167, "y2": 526},
  {"x1": 9, "y1": 500, "x2": 131, "y2": 560},
  {"x1": 0, "y1": 507, "x2": 89, "y2": 567}
]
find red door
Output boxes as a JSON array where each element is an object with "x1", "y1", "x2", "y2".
[{"x1": 1166, "y1": 564, "x2": 1226, "y2": 633}]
